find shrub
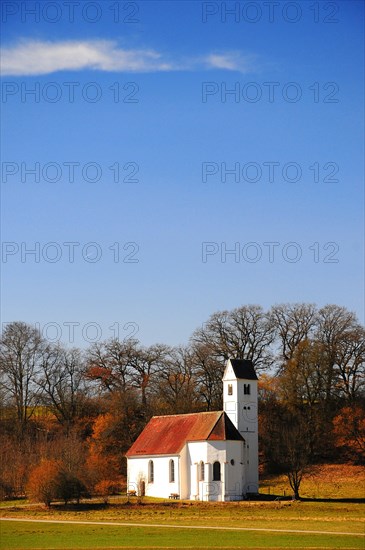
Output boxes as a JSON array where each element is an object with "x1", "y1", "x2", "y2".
[
  {"x1": 27, "y1": 460, "x2": 59, "y2": 507},
  {"x1": 27, "y1": 460, "x2": 88, "y2": 506},
  {"x1": 55, "y1": 471, "x2": 89, "y2": 505}
]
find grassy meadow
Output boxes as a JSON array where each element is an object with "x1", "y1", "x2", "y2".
[
  {"x1": 1, "y1": 519, "x2": 364, "y2": 550},
  {"x1": 1, "y1": 465, "x2": 364, "y2": 549},
  {"x1": 260, "y1": 464, "x2": 365, "y2": 500}
]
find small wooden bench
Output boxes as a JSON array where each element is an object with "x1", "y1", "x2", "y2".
[
  {"x1": 127, "y1": 490, "x2": 137, "y2": 497},
  {"x1": 169, "y1": 493, "x2": 179, "y2": 499}
]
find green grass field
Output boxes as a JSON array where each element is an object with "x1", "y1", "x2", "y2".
[
  {"x1": 1, "y1": 520, "x2": 364, "y2": 550},
  {"x1": 1, "y1": 466, "x2": 364, "y2": 549}
]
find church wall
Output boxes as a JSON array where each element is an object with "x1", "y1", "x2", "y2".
[
  {"x1": 127, "y1": 440, "x2": 246, "y2": 502},
  {"x1": 206, "y1": 440, "x2": 225, "y2": 501},
  {"x1": 179, "y1": 443, "x2": 189, "y2": 499},
  {"x1": 185, "y1": 440, "x2": 245, "y2": 502},
  {"x1": 127, "y1": 455, "x2": 180, "y2": 499},
  {"x1": 221, "y1": 440, "x2": 246, "y2": 500},
  {"x1": 206, "y1": 440, "x2": 245, "y2": 501},
  {"x1": 185, "y1": 441, "x2": 207, "y2": 500}
]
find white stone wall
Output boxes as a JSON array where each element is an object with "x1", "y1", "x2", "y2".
[
  {"x1": 186, "y1": 441, "x2": 207, "y2": 500},
  {"x1": 127, "y1": 455, "x2": 180, "y2": 499},
  {"x1": 223, "y1": 360, "x2": 259, "y2": 493},
  {"x1": 186, "y1": 440, "x2": 245, "y2": 501},
  {"x1": 179, "y1": 443, "x2": 189, "y2": 499},
  {"x1": 207, "y1": 440, "x2": 245, "y2": 501},
  {"x1": 128, "y1": 438, "x2": 246, "y2": 501},
  {"x1": 221, "y1": 440, "x2": 246, "y2": 501}
]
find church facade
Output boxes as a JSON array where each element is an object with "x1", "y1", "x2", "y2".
[{"x1": 126, "y1": 359, "x2": 258, "y2": 501}]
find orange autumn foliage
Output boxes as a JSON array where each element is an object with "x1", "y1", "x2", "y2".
[
  {"x1": 85, "y1": 413, "x2": 122, "y2": 492},
  {"x1": 258, "y1": 374, "x2": 280, "y2": 402},
  {"x1": 26, "y1": 459, "x2": 60, "y2": 507},
  {"x1": 333, "y1": 405, "x2": 365, "y2": 460}
]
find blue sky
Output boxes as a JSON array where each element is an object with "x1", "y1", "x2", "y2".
[{"x1": 1, "y1": 0, "x2": 364, "y2": 347}]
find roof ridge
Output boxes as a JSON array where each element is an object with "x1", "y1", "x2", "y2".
[{"x1": 151, "y1": 410, "x2": 221, "y2": 419}]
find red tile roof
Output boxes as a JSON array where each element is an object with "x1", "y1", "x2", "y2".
[{"x1": 126, "y1": 411, "x2": 244, "y2": 457}]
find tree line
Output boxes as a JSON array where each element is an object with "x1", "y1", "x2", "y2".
[{"x1": 1, "y1": 303, "x2": 364, "y2": 503}]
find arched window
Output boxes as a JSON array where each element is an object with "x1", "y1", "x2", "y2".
[
  {"x1": 148, "y1": 460, "x2": 154, "y2": 483},
  {"x1": 213, "y1": 461, "x2": 221, "y2": 481},
  {"x1": 199, "y1": 461, "x2": 205, "y2": 481},
  {"x1": 169, "y1": 459, "x2": 175, "y2": 483}
]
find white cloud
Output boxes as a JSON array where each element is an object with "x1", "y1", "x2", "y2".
[
  {"x1": 204, "y1": 52, "x2": 256, "y2": 73},
  {"x1": 0, "y1": 40, "x2": 173, "y2": 76},
  {"x1": 0, "y1": 40, "x2": 256, "y2": 76}
]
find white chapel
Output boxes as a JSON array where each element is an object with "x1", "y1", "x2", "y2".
[{"x1": 126, "y1": 359, "x2": 259, "y2": 501}]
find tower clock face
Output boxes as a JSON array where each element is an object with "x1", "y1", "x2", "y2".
[{"x1": 241, "y1": 403, "x2": 258, "y2": 423}]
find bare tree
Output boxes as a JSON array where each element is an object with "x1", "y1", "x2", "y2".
[
  {"x1": 270, "y1": 303, "x2": 317, "y2": 367},
  {"x1": 0, "y1": 322, "x2": 45, "y2": 435},
  {"x1": 273, "y1": 413, "x2": 312, "y2": 499},
  {"x1": 315, "y1": 305, "x2": 364, "y2": 402},
  {"x1": 192, "y1": 305, "x2": 274, "y2": 371},
  {"x1": 86, "y1": 338, "x2": 169, "y2": 408},
  {"x1": 153, "y1": 346, "x2": 198, "y2": 414},
  {"x1": 279, "y1": 340, "x2": 326, "y2": 409},
  {"x1": 38, "y1": 346, "x2": 87, "y2": 431},
  {"x1": 86, "y1": 339, "x2": 133, "y2": 393},
  {"x1": 334, "y1": 326, "x2": 365, "y2": 401},
  {"x1": 191, "y1": 342, "x2": 223, "y2": 410},
  {"x1": 278, "y1": 340, "x2": 331, "y2": 457},
  {"x1": 128, "y1": 343, "x2": 170, "y2": 409}
]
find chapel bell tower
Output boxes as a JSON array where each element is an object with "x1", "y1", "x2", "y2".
[{"x1": 222, "y1": 358, "x2": 259, "y2": 494}]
